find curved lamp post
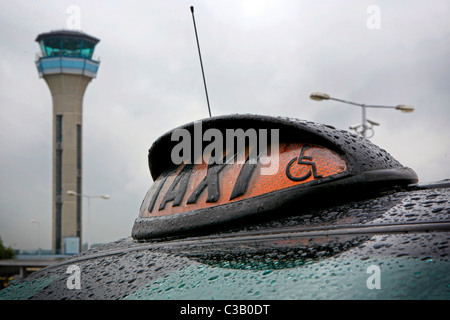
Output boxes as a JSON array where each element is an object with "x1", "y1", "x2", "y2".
[
  {"x1": 67, "y1": 190, "x2": 110, "y2": 251},
  {"x1": 310, "y1": 92, "x2": 414, "y2": 138}
]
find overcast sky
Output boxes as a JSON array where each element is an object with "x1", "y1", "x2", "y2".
[{"x1": 1, "y1": 0, "x2": 449, "y2": 251}]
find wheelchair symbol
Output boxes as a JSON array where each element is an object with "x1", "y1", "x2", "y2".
[{"x1": 286, "y1": 145, "x2": 323, "y2": 181}]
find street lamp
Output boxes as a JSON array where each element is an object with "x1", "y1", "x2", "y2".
[
  {"x1": 67, "y1": 190, "x2": 110, "y2": 251},
  {"x1": 310, "y1": 92, "x2": 414, "y2": 138},
  {"x1": 395, "y1": 105, "x2": 415, "y2": 113},
  {"x1": 29, "y1": 219, "x2": 41, "y2": 257}
]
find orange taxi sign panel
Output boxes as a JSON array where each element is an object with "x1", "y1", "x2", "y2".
[{"x1": 139, "y1": 143, "x2": 347, "y2": 218}]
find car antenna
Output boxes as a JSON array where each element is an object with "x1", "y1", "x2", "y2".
[{"x1": 190, "y1": 6, "x2": 212, "y2": 118}]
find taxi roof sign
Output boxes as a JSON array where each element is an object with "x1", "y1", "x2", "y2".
[{"x1": 132, "y1": 114, "x2": 418, "y2": 240}]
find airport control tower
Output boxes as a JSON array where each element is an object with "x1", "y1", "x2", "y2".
[{"x1": 35, "y1": 30, "x2": 100, "y2": 254}]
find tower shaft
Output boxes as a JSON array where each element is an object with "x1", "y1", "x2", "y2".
[{"x1": 45, "y1": 74, "x2": 91, "y2": 253}]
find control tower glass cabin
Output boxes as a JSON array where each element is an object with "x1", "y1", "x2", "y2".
[{"x1": 35, "y1": 30, "x2": 100, "y2": 254}]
